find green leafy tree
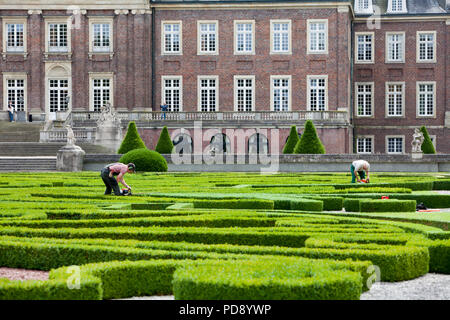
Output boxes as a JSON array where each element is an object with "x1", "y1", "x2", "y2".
[
  {"x1": 117, "y1": 121, "x2": 147, "y2": 154},
  {"x1": 155, "y1": 126, "x2": 174, "y2": 154},
  {"x1": 282, "y1": 126, "x2": 300, "y2": 154},
  {"x1": 420, "y1": 126, "x2": 436, "y2": 154},
  {"x1": 293, "y1": 120, "x2": 326, "y2": 154}
]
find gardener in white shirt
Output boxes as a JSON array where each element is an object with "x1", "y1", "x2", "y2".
[{"x1": 350, "y1": 160, "x2": 370, "y2": 183}]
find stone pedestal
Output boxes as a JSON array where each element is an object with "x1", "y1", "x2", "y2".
[
  {"x1": 411, "y1": 151, "x2": 424, "y2": 160},
  {"x1": 95, "y1": 125, "x2": 123, "y2": 153},
  {"x1": 56, "y1": 145, "x2": 86, "y2": 171}
]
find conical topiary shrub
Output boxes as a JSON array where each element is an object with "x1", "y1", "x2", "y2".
[
  {"x1": 420, "y1": 126, "x2": 436, "y2": 154},
  {"x1": 117, "y1": 121, "x2": 147, "y2": 154},
  {"x1": 293, "y1": 120, "x2": 325, "y2": 154},
  {"x1": 155, "y1": 126, "x2": 174, "y2": 154},
  {"x1": 282, "y1": 125, "x2": 300, "y2": 154}
]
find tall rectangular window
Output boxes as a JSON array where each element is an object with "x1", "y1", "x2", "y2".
[
  {"x1": 386, "y1": 33, "x2": 404, "y2": 62},
  {"x1": 163, "y1": 22, "x2": 181, "y2": 54},
  {"x1": 92, "y1": 79, "x2": 111, "y2": 112},
  {"x1": 162, "y1": 77, "x2": 182, "y2": 112},
  {"x1": 387, "y1": 137, "x2": 404, "y2": 154},
  {"x1": 417, "y1": 32, "x2": 435, "y2": 62},
  {"x1": 271, "y1": 20, "x2": 290, "y2": 54},
  {"x1": 7, "y1": 79, "x2": 25, "y2": 111},
  {"x1": 386, "y1": 83, "x2": 404, "y2": 116},
  {"x1": 308, "y1": 76, "x2": 327, "y2": 111},
  {"x1": 234, "y1": 76, "x2": 254, "y2": 112},
  {"x1": 49, "y1": 79, "x2": 69, "y2": 112},
  {"x1": 235, "y1": 21, "x2": 254, "y2": 55},
  {"x1": 49, "y1": 23, "x2": 68, "y2": 52},
  {"x1": 356, "y1": 33, "x2": 373, "y2": 63},
  {"x1": 417, "y1": 82, "x2": 435, "y2": 117},
  {"x1": 271, "y1": 76, "x2": 290, "y2": 112},
  {"x1": 356, "y1": 83, "x2": 373, "y2": 116},
  {"x1": 199, "y1": 77, "x2": 218, "y2": 112},
  {"x1": 357, "y1": 137, "x2": 373, "y2": 154},
  {"x1": 93, "y1": 24, "x2": 110, "y2": 52},
  {"x1": 198, "y1": 21, "x2": 218, "y2": 54},
  {"x1": 308, "y1": 20, "x2": 328, "y2": 54},
  {"x1": 6, "y1": 24, "x2": 24, "y2": 52}
]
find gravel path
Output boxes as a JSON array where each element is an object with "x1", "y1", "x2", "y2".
[
  {"x1": 360, "y1": 273, "x2": 450, "y2": 300},
  {"x1": 0, "y1": 267, "x2": 49, "y2": 281}
]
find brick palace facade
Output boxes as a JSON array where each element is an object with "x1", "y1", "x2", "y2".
[{"x1": 0, "y1": 0, "x2": 449, "y2": 154}]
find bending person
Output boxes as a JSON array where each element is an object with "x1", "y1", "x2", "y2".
[
  {"x1": 100, "y1": 162, "x2": 136, "y2": 195},
  {"x1": 350, "y1": 160, "x2": 370, "y2": 183}
]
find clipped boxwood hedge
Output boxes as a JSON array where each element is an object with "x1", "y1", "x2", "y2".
[
  {"x1": 290, "y1": 199, "x2": 323, "y2": 211},
  {"x1": 305, "y1": 196, "x2": 343, "y2": 211},
  {"x1": 193, "y1": 199, "x2": 274, "y2": 210},
  {"x1": 173, "y1": 260, "x2": 362, "y2": 300},
  {"x1": 119, "y1": 148, "x2": 168, "y2": 172},
  {"x1": 360, "y1": 200, "x2": 416, "y2": 213}
]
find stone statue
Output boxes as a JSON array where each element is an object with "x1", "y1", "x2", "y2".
[
  {"x1": 411, "y1": 128, "x2": 424, "y2": 153},
  {"x1": 95, "y1": 102, "x2": 123, "y2": 152},
  {"x1": 65, "y1": 124, "x2": 76, "y2": 147},
  {"x1": 97, "y1": 102, "x2": 121, "y2": 128}
]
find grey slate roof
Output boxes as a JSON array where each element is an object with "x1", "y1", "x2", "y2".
[{"x1": 366, "y1": 0, "x2": 447, "y2": 15}]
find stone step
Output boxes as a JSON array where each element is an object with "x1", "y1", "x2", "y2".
[{"x1": 0, "y1": 157, "x2": 57, "y2": 171}]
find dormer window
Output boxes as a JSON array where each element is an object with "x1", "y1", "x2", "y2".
[
  {"x1": 388, "y1": 0, "x2": 407, "y2": 13},
  {"x1": 355, "y1": 0, "x2": 373, "y2": 14}
]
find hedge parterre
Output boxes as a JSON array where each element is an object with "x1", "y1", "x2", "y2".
[{"x1": 0, "y1": 172, "x2": 448, "y2": 300}]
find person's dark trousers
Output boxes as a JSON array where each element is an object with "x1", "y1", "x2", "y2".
[
  {"x1": 100, "y1": 168, "x2": 122, "y2": 195},
  {"x1": 8, "y1": 111, "x2": 13, "y2": 122},
  {"x1": 350, "y1": 165, "x2": 366, "y2": 183}
]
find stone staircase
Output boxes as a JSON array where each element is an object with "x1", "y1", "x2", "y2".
[
  {"x1": 0, "y1": 121, "x2": 111, "y2": 171},
  {"x1": 0, "y1": 157, "x2": 57, "y2": 172}
]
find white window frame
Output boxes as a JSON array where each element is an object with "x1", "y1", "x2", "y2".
[
  {"x1": 45, "y1": 17, "x2": 71, "y2": 54},
  {"x1": 48, "y1": 78, "x2": 70, "y2": 113},
  {"x1": 307, "y1": 19, "x2": 328, "y2": 55},
  {"x1": 2, "y1": 18, "x2": 27, "y2": 55},
  {"x1": 270, "y1": 20, "x2": 291, "y2": 55},
  {"x1": 355, "y1": 32, "x2": 374, "y2": 64},
  {"x1": 416, "y1": 81, "x2": 436, "y2": 118},
  {"x1": 197, "y1": 75, "x2": 219, "y2": 112},
  {"x1": 88, "y1": 17, "x2": 113, "y2": 54},
  {"x1": 234, "y1": 20, "x2": 255, "y2": 55},
  {"x1": 387, "y1": 0, "x2": 407, "y2": 13},
  {"x1": 385, "y1": 82, "x2": 405, "y2": 117},
  {"x1": 270, "y1": 75, "x2": 292, "y2": 112},
  {"x1": 385, "y1": 32, "x2": 405, "y2": 63},
  {"x1": 355, "y1": 0, "x2": 374, "y2": 14},
  {"x1": 3, "y1": 73, "x2": 27, "y2": 112},
  {"x1": 161, "y1": 76, "x2": 183, "y2": 112},
  {"x1": 197, "y1": 20, "x2": 218, "y2": 55},
  {"x1": 355, "y1": 82, "x2": 374, "y2": 117},
  {"x1": 386, "y1": 135, "x2": 405, "y2": 154},
  {"x1": 356, "y1": 136, "x2": 374, "y2": 154},
  {"x1": 307, "y1": 75, "x2": 328, "y2": 111},
  {"x1": 416, "y1": 31, "x2": 436, "y2": 63},
  {"x1": 162, "y1": 21, "x2": 182, "y2": 55},
  {"x1": 234, "y1": 75, "x2": 255, "y2": 112},
  {"x1": 89, "y1": 73, "x2": 114, "y2": 112}
]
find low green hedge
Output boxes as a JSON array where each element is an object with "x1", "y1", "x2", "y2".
[
  {"x1": 172, "y1": 260, "x2": 362, "y2": 300},
  {"x1": 432, "y1": 180, "x2": 450, "y2": 191},
  {"x1": 360, "y1": 200, "x2": 416, "y2": 213},
  {"x1": 304, "y1": 196, "x2": 343, "y2": 211},
  {"x1": 408, "y1": 238, "x2": 450, "y2": 274},
  {"x1": 130, "y1": 203, "x2": 174, "y2": 210},
  {"x1": 0, "y1": 277, "x2": 101, "y2": 300},
  {"x1": 335, "y1": 194, "x2": 450, "y2": 209},
  {"x1": 193, "y1": 199, "x2": 274, "y2": 210},
  {"x1": 290, "y1": 199, "x2": 323, "y2": 211}
]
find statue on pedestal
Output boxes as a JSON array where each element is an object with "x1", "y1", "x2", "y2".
[
  {"x1": 411, "y1": 128, "x2": 424, "y2": 153},
  {"x1": 64, "y1": 124, "x2": 76, "y2": 147}
]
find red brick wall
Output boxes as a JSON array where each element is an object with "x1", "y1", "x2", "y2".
[
  {"x1": 353, "y1": 20, "x2": 449, "y2": 153},
  {"x1": 153, "y1": 8, "x2": 351, "y2": 113}
]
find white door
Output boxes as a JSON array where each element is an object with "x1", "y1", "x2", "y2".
[{"x1": 48, "y1": 79, "x2": 69, "y2": 120}]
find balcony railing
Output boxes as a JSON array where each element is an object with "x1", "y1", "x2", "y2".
[
  {"x1": 40, "y1": 128, "x2": 96, "y2": 143},
  {"x1": 71, "y1": 110, "x2": 349, "y2": 123}
]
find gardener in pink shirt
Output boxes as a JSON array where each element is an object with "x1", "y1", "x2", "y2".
[{"x1": 100, "y1": 162, "x2": 136, "y2": 195}]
